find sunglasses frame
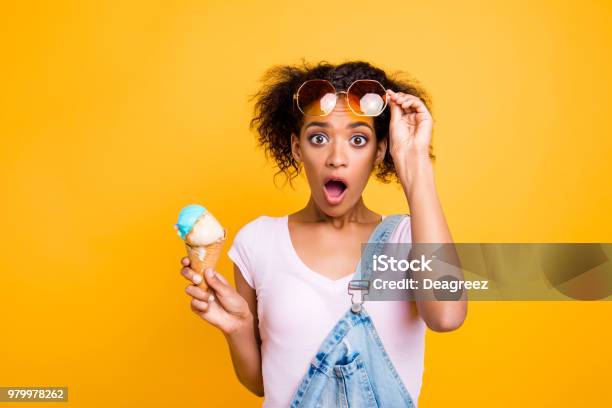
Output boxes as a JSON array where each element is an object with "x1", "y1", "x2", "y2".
[{"x1": 293, "y1": 79, "x2": 389, "y2": 117}]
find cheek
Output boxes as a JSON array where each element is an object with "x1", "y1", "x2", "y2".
[
  {"x1": 300, "y1": 148, "x2": 326, "y2": 179},
  {"x1": 301, "y1": 146, "x2": 325, "y2": 166},
  {"x1": 351, "y1": 146, "x2": 378, "y2": 170}
]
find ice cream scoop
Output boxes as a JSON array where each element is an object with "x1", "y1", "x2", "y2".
[{"x1": 176, "y1": 204, "x2": 226, "y2": 290}]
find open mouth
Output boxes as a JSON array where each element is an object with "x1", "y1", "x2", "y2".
[{"x1": 323, "y1": 178, "x2": 348, "y2": 205}]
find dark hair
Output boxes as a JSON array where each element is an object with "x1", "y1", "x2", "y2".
[{"x1": 249, "y1": 60, "x2": 435, "y2": 186}]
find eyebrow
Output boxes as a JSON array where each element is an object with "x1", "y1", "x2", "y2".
[
  {"x1": 303, "y1": 121, "x2": 373, "y2": 131},
  {"x1": 304, "y1": 121, "x2": 329, "y2": 129},
  {"x1": 347, "y1": 121, "x2": 374, "y2": 131}
]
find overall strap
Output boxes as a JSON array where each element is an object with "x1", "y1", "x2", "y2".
[{"x1": 348, "y1": 214, "x2": 405, "y2": 313}]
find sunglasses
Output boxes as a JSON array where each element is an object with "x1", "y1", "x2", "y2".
[{"x1": 293, "y1": 79, "x2": 389, "y2": 117}]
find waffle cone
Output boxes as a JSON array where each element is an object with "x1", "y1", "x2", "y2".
[{"x1": 185, "y1": 239, "x2": 225, "y2": 290}]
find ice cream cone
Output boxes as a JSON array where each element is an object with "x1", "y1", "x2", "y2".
[
  {"x1": 176, "y1": 204, "x2": 227, "y2": 291},
  {"x1": 185, "y1": 238, "x2": 225, "y2": 290}
]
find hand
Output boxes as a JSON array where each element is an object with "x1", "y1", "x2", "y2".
[
  {"x1": 386, "y1": 89, "x2": 433, "y2": 160},
  {"x1": 180, "y1": 257, "x2": 253, "y2": 335}
]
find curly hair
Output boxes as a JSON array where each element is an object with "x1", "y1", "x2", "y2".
[{"x1": 249, "y1": 60, "x2": 435, "y2": 186}]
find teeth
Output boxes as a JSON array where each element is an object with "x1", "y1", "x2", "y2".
[{"x1": 327, "y1": 179, "x2": 345, "y2": 185}]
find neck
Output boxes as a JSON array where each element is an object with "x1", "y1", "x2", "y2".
[{"x1": 295, "y1": 196, "x2": 380, "y2": 228}]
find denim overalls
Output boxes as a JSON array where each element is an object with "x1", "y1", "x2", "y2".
[{"x1": 288, "y1": 215, "x2": 415, "y2": 408}]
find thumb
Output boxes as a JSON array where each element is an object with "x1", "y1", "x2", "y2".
[{"x1": 204, "y1": 268, "x2": 231, "y2": 297}]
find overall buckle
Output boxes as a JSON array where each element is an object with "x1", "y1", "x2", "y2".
[{"x1": 347, "y1": 280, "x2": 370, "y2": 313}]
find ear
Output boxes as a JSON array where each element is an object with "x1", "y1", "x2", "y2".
[
  {"x1": 291, "y1": 133, "x2": 302, "y2": 163},
  {"x1": 374, "y1": 137, "x2": 387, "y2": 166}
]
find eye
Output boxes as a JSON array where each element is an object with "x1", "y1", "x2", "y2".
[
  {"x1": 309, "y1": 133, "x2": 329, "y2": 145},
  {"x1": 350, "y1": 134, "x2": 368, "y2": 147}
]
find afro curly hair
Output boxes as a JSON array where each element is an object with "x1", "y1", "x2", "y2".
[{"x1": 250, "y1": 60, "x2": 435, "y2": 187}]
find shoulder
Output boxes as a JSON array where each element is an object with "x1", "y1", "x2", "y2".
[
  {"x1": 398, "y1": 213, "x2": 411, "y2": 226},
  {"x1": 233, "y1": 215, "x2": 285, "y2": 242},
  {"x1": 230, "y1": 215, "x2": 288, "y2": 255},
  {"x1": 229, "y1": 215, "x2": 286, "y2": 289},
  {"x1": 389, "y1": 213, "x2": 412, "y2": 244}
]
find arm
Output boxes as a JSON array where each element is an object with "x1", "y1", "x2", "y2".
[
  {"x1": 228, "y1": 264, "x2": 264, "y2": 396},
  {"x1": 397, "y1": 155, "x2": 467, "y2": 332},
  {"x1": 386, "y1": 89, "x2": 467, "y2": 332},
  {"x1": 181, "y1": 258, "x2": 263, "y2": 396}
]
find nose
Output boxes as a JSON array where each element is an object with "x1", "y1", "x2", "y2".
[{"x1": 326, "y1": 139, "x2": 348, "y2": 169}]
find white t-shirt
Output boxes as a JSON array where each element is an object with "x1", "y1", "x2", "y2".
[{"x1": 228, "y1": 215, "x2": 425, "y2": 407}]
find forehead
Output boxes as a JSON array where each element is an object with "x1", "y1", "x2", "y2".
[{"x1": 300, "y1": 97, "x2": 374, "y2": 132}]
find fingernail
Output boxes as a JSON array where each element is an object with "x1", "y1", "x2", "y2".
[
  {"x1": 193, "y1": 274, "x2": 202, "y2": 284},
  {"x1": 206, "y1": 268, "x2": 214, "y2": 278}
]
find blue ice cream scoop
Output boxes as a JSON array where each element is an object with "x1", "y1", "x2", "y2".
[{"x1": 175, "y1": 204, "x2": 206, "y2": 239}]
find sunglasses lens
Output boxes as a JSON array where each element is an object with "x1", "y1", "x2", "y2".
[
  {"x1": 296, "y1": 80, "x2": 337, "y2": 116},
  {"x1": 347, "y1": 80, "x2": 387, "y2": 116}
]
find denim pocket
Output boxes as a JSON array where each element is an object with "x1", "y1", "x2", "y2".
[{"x1": 333, "y1": 353, "x2": 379, "y2": 408}]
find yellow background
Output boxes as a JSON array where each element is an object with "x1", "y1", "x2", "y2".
[{"x1": 1, "y1": 0, "x2": 611, "y2": 406}]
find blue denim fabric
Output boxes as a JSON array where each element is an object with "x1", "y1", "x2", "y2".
[{"x1": 289, "y1": 215, "x2": 415, "y2": 408}]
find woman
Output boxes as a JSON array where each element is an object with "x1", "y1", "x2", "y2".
[{"x1": 180, "y1": 60, "x2": 467, "y2": 407}]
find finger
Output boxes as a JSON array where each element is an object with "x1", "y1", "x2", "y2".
[
  {"x1": 388, "y1": 94, "x2": 404, "y2": 119},
  {"x1": 391, "y1": 92, "x2": 415, "y2": 104},
  {"x1": 214, "y1": 271, "x2": 230, "y2": 285},
  {"x1": 390, "y1": 94, "x2": 429, "y2": 115},
  {"x1": 393, "y1": 93, "x2": 412, "y2": 104},
  {"x1": 387, "y1": 92, "x2": 413, "y2": 109},
  {"x1": 389, "y1": 92, "x2": 425, "y2": 112},
  {"x1": 389, "y1": 91, "x2": 429, "y2": 112},
  {"x1": 191, "y1": 303, "x2": 208, "y2": 316},
  {"x1": 185, "y1": 284, "x2": 214, "y2": 302},
  {"x1": 191, "y1": 298, "x2": 209, "y2": 313},
  {"x1": 388, "y1": 91, "x2": 403, "y2": 104},
  {"x1": 401, "y1": 101, "x2": 431, "y2": 119},
  {"x1": 191, "y1": 297, "x2": 234, "y2": 329},
  {"x1": 181, "y1": 267, "x2": 203, "y2": 285},
  {"x1": 388, "y1": 91, "x2": 409, "y2": 101},
  {"x1": 181, "y1": 257, "x2": 190, "y2": 266},
  {"x1": 204, "y1": 268, "x2": 232, "y2": 298},
  {"x1": 401, "y1": 98, "x2": 429, "y2": 113}
]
